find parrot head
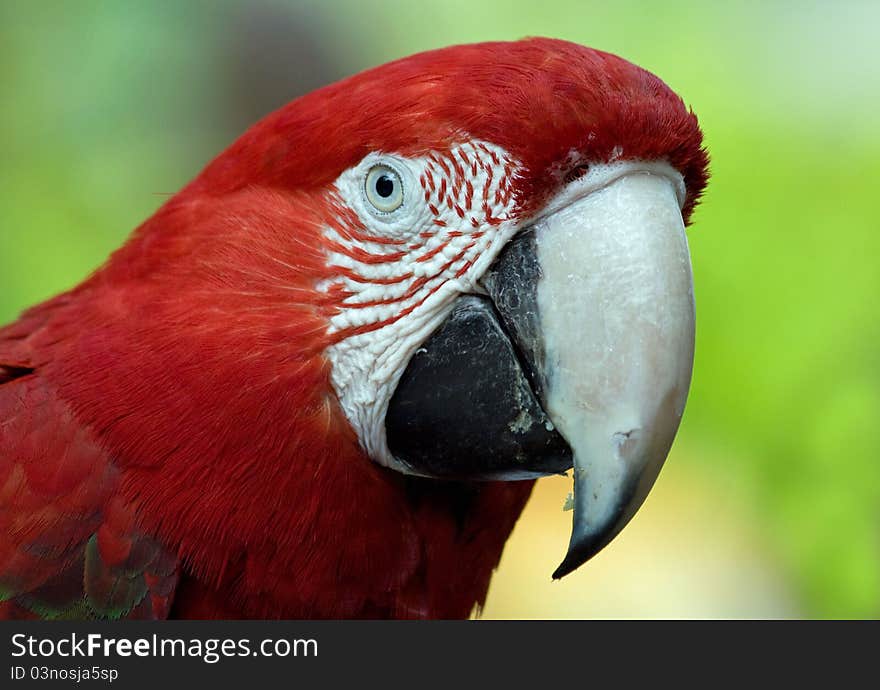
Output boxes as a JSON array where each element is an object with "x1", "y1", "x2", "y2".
[{"x1": 81, "y1": 37, "x2": 708, "y2": 583}]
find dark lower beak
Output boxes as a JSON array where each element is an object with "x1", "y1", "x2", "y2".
[{"x1": 386, "y1": 292, "x2": 572, "y2": 480}]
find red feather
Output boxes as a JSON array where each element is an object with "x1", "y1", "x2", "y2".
[{"x1": 0, "y1": 38, "x2": 706, "y2": 618}]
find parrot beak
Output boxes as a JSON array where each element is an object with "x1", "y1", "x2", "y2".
[{"x1": 387, "y1": 162, "x2": 695, "y2": 577}]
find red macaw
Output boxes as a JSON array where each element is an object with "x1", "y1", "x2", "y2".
[{"x1": 0, "y1": 38, "x2": 708, "y2": 619}]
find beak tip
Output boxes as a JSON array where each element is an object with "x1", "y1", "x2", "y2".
[
  {"x1": 550, "y1": 536, "x2": 606, "y2": 580},
  {"x1": 551, "y1": 563, "x2": 574, "y2": 581},
  {"x1": 552, "y1": 494, "x2": 636, "y2": 579}
]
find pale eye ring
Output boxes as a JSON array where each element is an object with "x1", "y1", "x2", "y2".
[{"x1": 364, "y1": 164, "x2": 405, "y2": 213}]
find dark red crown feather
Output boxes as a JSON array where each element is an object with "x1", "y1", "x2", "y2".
[{"x1": 191, "y1": 37, "x2": 708, "y2": 222}]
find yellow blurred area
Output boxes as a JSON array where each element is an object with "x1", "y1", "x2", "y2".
[
  {"x1": 1, "y1": 1, "x2": 878, "y2": 618},
  {"x1": 484, "y1": 449, "x2": 799, "y2": 618}
]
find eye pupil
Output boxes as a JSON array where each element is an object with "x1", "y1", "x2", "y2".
[{"x1": 375, "y1": 175, "x2": 395, "y2": 198}]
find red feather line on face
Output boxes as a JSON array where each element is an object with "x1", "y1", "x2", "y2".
[{"x1": 318, "y1": 143, "x2": 517, "y2": 345}]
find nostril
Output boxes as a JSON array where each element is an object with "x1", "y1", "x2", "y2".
[
  {"x1": 612, "y1": 429, "x2": 640, "y2": 459},
  {"x1": 564, "y1": 164, "x2": 590, "y2": 184}
]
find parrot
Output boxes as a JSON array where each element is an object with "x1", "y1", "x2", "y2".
[{"x1": 0, "y1": 37, "x2": 708, "y2": 619}]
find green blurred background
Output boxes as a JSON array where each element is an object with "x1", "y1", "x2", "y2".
[{"x1": 1, "y1": 0, "x2": 878, "y2": 618}]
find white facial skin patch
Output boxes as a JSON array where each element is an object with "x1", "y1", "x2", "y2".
[{"x1": 320, "y1": 141, "x2": 522, "y2": 471}]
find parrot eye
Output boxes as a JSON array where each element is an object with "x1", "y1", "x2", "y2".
[{"x1": 364, "y1": 164, "x2": 405, "y2": 213}]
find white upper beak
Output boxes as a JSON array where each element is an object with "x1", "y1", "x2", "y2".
[{"x1": 532, "y1": 162, "x2": 695, "y2": 577}]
